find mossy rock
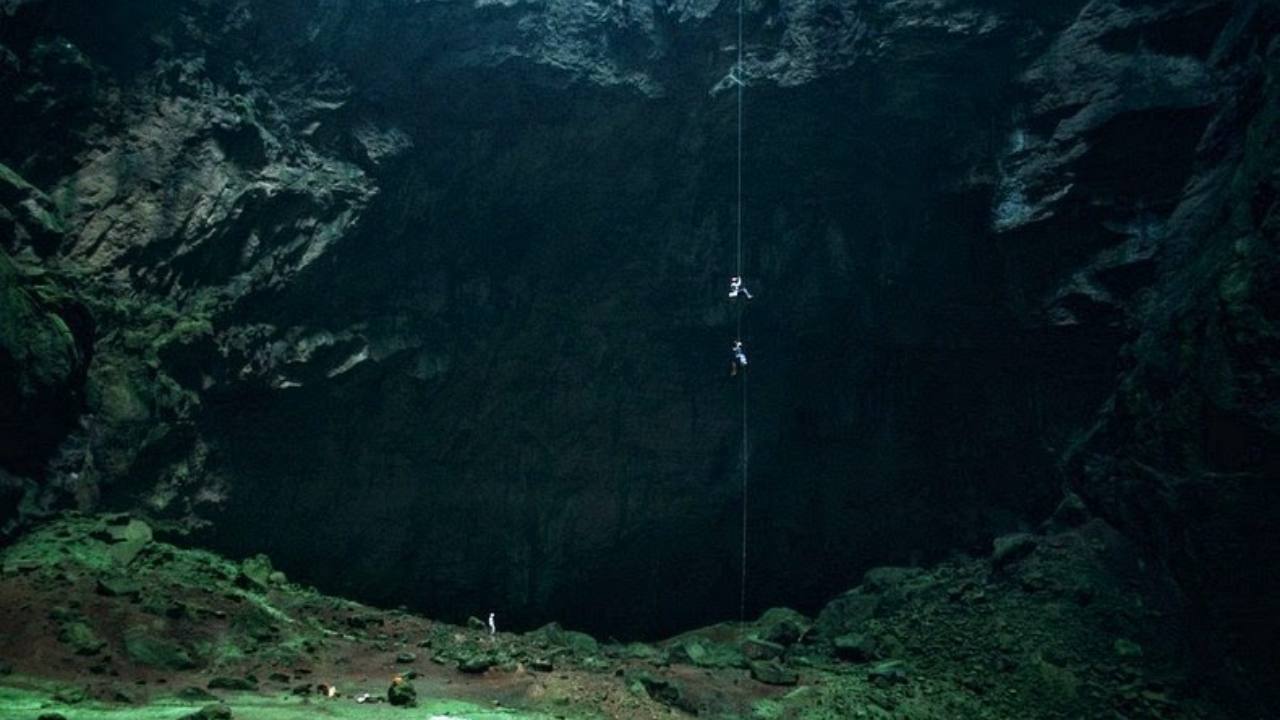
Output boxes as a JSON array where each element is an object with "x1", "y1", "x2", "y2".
[
  {"x1": 123, "y1": 626, "x2": 199, "y2": 670},
  {"x1": 96, "y1": 575, "x2": 143, "y2": 599},
  {"x1": 236, "y1": 554, "x2": 273, "y2": 591},
  {"x1": 105, "y1": 518, "x2": 153, "y2": 565},
  {"x1": 230, "y1": 605, "x2": 279, "y2": 644},
  {"x1": 178, "y1": 705, "x2": 232, "y2": 720},
  {"x1": 626, "y1": 671, "x2": 698, "y2": 714},
  {"x1": 748, "y1": 660, "x2": 798, "y2": 686},
  {"x1": 57, "y1": 621, "x2": 106, "y2": 655},
  {"x1": 756, "y1": 607, "x2": 811, "y2": 646},
  {"x1": 530, "y1": 622, "x2": 598, "y2": 654},
  {"x1": 457, "y1": 652, "x2": 496, "y2": 674},
  {"x1": 832, "y1": 633, "x2": 878, "y2": 663},
  {"x1": 207, "y1": 676, "x2": 258, "y2": 691},
  {"x1": 387, "y1": 679, "x2": 417, "y2": 706},
  {"x1": 670, "y1": 638, "x2": 746, "y2": 669}
]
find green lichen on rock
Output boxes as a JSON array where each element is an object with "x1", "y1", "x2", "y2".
[
  {"x1": 0, "y1": 162, "x2": 68, "y2": 262},
  {"x1": 123, "y1": 625, "x2": 199, "y2": 670},
  {"x1": 0, "y1": 251, "x2": 79, "y2": 395},
  {"x1": 57, "y1": 620, "x2": 106, "y2": 656},
  {"x1": 0, "y1": 247, "x2": 88, "y2": 475}
]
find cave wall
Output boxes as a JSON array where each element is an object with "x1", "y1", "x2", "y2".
[{"x1": 0, "y1": 0, "x2": 1276, "y2": 702}]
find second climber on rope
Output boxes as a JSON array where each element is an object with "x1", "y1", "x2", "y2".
[
  {"x1": 728, "y1": 276, "x2": 753, "y2": 300},
  {"x1": 731, "y1": 340, "x2": 749, "y2": 376}
]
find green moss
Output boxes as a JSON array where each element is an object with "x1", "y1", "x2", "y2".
[
  {"x1": 0, "y1": 161, "x2": 34, "y2": 192},
  {"x1": 92, "y1": 364, "x2": 151, "y2": 423},
  {"x1": 0, "y1": 685, "x2": 569, "y2": 720},
  {"x1": 0, "y1": 248, "x2": 82, "y2": 408},
  {"x1": 57, "y1": 621, "x2": 107, "y2": 656},
  {"x1": 123, "y1": 626, "x2": 199, "y2": 670}
]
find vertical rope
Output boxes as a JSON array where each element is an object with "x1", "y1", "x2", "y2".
[
  {"x1": 736, "y1": 0, "x2": 744, "y2": 281},
  {"x1": 735, "y1": 0, "x2": 749, "y2": 626}
]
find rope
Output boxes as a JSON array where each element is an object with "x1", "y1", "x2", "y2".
[
  {"x1": 734, "y1": 0, "x2": 748, "y2": 626},
  {"x1": 736, "y1": 0, "x2": 744, "y2": 280}
]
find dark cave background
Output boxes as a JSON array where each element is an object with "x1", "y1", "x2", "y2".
[{"x1": 1, "y1": 0, "x2": 1277, "y2": 707}]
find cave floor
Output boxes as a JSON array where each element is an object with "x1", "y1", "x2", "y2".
[{"x1": 0, "y1": 513, "x2": 1235, "y2": 719}]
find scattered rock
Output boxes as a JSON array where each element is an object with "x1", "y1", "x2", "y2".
[
  {"x1": 105, "y1": 519, "x2": 153, "y2": 565},
  {"x1": 387, "y1": 678, "x2": 417, "y2": 706},
  {"x1": 741, "y1": 637, "x2": 785, "y2": 660},
  {"x1": 52, "y1": 686, "x2": 87, "y2": 704},
  {"x1": 58, "y1": 621, "x2": 106, "y2": 656},
  {"x1": 236, "y1": 554, "x2": 274, "y2": 591},
  {"x1": 207, "y1": 676, "x2": 258, "y2": 691},
  {"x1": 1114, "y1": 638, "x2": 1143, "y2": 659},
  {"x1": 862, "y1": 567, "x2": 924, "y2": 593},
  {"x1": 626, "y1": 671, "x2": 697, "y2": 714},
  {"x1": 345, "y1": 614, "x2": 382, "y2": 630},
  {"x1": 1048, "y1": 493, "x2": 1090, "y2": 529},
  {"x1": 749, "y1": 659, "x2": 799, "y2": 686},
  {"x1": 457, "y1": 652, "x2": 495, "y2": 674},
  {"x1": 669, "y1": 638, "x2": 746, "y2": 669},
  {"x1": 111, "y1": 688, "x2": 137, "y2": 704},
  {"x1": 395, "y1": 651, "x2": 416, "y2": 664},
  {"x1": 123, "y1": 626, "x2": 198, "y2": 670},
  {"x1": 179, "y1": 704, "x2": 232, "y2": 720},
  {"x1": 756, "y1": 607, "x2": 811, "y2": 646},
  {"x1": 96, "y1": 575, "x2": 143, "y2": 599},
  {"x1": 813, "y1": 589, "x2": 880, "y2": 639},
  {"x1": 177, "y1": 687, "x2": 220, "y2": 702},
  {"x1": 868, "y1": 660, "x2": 910, "y2": 685},
  {"x1": 532, "y1": 622, "x2": 599, "y2": 654},
  {"x1": 992, "y1": 534, "x2": 1037, "y2": 568},
  {"x1": 833, "y1": 633, "x2": 878, "y2": 663}
]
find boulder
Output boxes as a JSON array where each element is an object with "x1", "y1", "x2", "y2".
[
  {"x1": 387, "y1": 679, "x2": 417, "y2": 706},
  {"x1": 868, "y1": 660, "x2": 910, "y2": 685},
  {"x1": 207, "y1": 676, "x2": 258, "y2": 691},
  {"x1": 626, "y1": 671, "x2": 697, "y2": 715},
  {"x1": 832, "y1": 633, "x2": 878, "y2": 663},
  {"x1": 57, "y1": 621, "x2": 106, "y2": 656},
  {"x1": 123, "y1": 626, "x2": 198, "y2": 670},
  {"x1": 756, "y1": 607, "x2": 811, "y2": 646},
  {"x1": 179, "y1": 705, "x2": 232, "y2": 720},
  {"x1": 96, "y1": 575, "x2": 143, "y2": 599},
  {"x1": 992, "y1": 534, "x2": 1038, "y2": 568},
  {"x1": 813, "y1": 589, "x2": 880, "y2": 639},
  {"x1": 236, "y1": 554, "x2": 274, "y2": 591},
  {"x1": 748, "y1": 660, "x2": 799, "y2": 686},
  {"x1": 741, "y1": 637, "x2": 785, "y2": 661},
  {"x1": 105, "y1": 519, "x2": 153, "y2": 565},
  {"x1": 456, "y1": 652, "x2": 495, "y2": 674}
]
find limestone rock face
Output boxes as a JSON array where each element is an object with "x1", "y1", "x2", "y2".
[{"x1": 0, "y1": 2, "x2": 1275, "y2": 708}]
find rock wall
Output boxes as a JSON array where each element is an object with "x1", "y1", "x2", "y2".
[{"x1": 0, "y1": 0, "x2": 1275, "y2": 705}]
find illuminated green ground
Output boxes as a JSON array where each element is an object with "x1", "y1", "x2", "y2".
[{"x1": 0, "y1": 684, "x2": 568, "y2": 720}]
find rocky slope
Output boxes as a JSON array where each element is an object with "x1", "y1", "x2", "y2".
[
  {"x1": 0, "y1": 511, "x2": 1241, "y2": 719},
  {"x1": 0, "y1": 0, "x2": 1277, "y2": 710}
]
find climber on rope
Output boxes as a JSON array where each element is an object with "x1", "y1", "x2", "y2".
[
  {"x1": 728, "y1": 276, "x2": 753, "y2": 300},
  {"x1": 731, "y1": 340, "x2": 749, "y2": 375}
]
